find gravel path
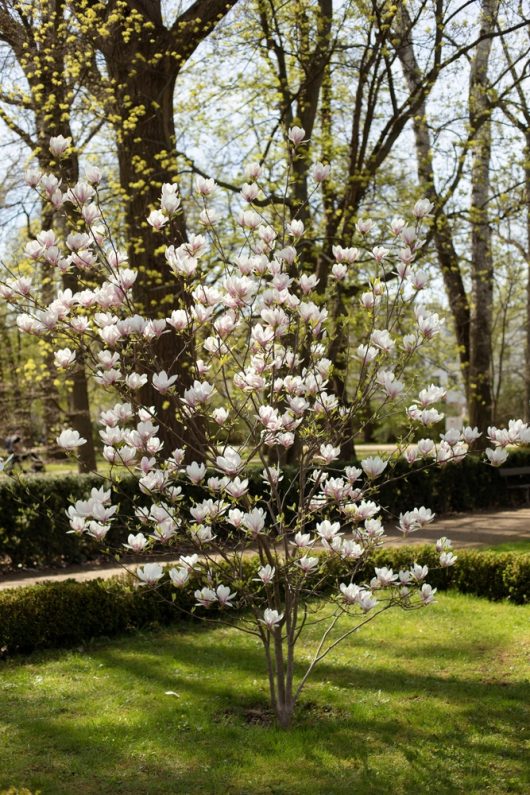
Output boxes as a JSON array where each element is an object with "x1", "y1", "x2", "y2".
[{"x1": 1, "y1": 507, "x2": 528, "y2": 591}]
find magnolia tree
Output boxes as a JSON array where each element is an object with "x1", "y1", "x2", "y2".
[{"x1": 2, "y1": 131, "x2": 529, "y2": 728}]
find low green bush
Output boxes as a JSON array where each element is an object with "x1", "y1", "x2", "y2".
[
  {"x1": 1, "y1": 450, "x2": 529, "y2": 569},
  {"x1": 1, "y1": 547, "x2": 528, "y2": 657},
  {"x1": 0, "y1": 576, "x2": 194, "y2": 656}
]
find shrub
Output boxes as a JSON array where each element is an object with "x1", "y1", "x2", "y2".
[{"x1": 1, "y1": 547, "x2": 528, "y2": 658}]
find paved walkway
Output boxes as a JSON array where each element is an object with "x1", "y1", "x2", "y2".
[{"x1": 1, "y1": 507, "x2": 528, "y2": 591}]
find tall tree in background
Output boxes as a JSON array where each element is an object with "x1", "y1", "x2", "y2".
[
  {"x1": 0, "y1": 0, "x2": 98, "y2": 470},
  {"x1": 70, "y1": 0, "x2": 240, "y2": 450}
]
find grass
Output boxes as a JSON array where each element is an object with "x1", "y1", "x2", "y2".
[
  {"x1": 485, "y1": 540, "x2": 530, "y2": 554},
  {"x1": 1, "y1": 592, "x2": 529, "y2": 795}
]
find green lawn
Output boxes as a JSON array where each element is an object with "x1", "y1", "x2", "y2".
[
  {"x1": 485, "y1": 540, "x2": 530, "y2": 554},
  {"x1": 1, "y1": 592, "x2": 529, "y2": 795}
]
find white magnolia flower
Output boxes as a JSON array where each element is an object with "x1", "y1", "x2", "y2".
[
  {"x1": 485, "y1": 447, "x2": 508, "y2": 467},
  {"x1": 194, "y1": 587, "x2": 217, "y2": 607},
  {"x1": 420, "y1": 583, "x2": 437, "y2": 605},
  {"x1": 124, "y1": 533, "x2": 148, "y2": 552},
  {"x1": 256, "y1": 564, "x2": 275, "y2": 584},
  {"x1": 215, "y1": 446, "x2": 242, "y2": 475},
  {"x1": 439, "y1": 551, "x2": 458, "y2": 567},
  {"x1": 169, "y1": 567, "x2": 189, "y2": 588},
  {"x1": 57, "y1": 429, "x2": 87, "y2": 449},
  {"x1": 361, "y1": 456, "x2": 388, "y2": 479},
  {"x1": 216, "y1": 584, "x2": 237, "y2": 607},
  {"x1": 137, "y1": 562, "x2": 164, "y2": 586},
  {"x1": 260, "y1": 608, "x2": 284, "y2": 629},
  {"x1": 54, "y1": 348, "x2": 76, "y2": 368},
  {"x1": 152, "y1": 370, "x2": 178, "y2": 394}
]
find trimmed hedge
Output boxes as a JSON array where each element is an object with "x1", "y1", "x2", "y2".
[
  {"x1": 1, "y1": 450, "x2": 530, "y2": 569},
  {"x1": 1, "y1": 546, "x2": 528, "y2": 657}
]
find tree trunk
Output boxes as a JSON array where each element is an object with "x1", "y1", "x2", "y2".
[
  {"x1": 23, "y1": 0, "x2": 97, "y2": 473},
  {"x1": 524, "y1": 130, "x2": 530, "y2": 422},
  {"x1": 394, "y1": 5, "x2": 471, "y2": 397},
  {"x1": 468, "y1": 0, "x2": 499, "y2": 431}
]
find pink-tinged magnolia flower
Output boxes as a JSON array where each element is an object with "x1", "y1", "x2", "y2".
[
  {"x1": 124, "y1": 533, "x2": 148, "y2": 552},
  {"x1": 312, "y1": 161, "x2": 330, "y2": 182},
  {"x1": 147, "y1": 210, "x2": 168, "y2": 230},
  {"x1": 291, "y1": 531, "x2": 313, "y2": 549},
  {"x1": 413, "y1": 198, "x2": 434, "y2": 218},
  {"x1": 440, "y1": 429, "x2": 461, "y2": 447},
  {"x1": 137, "y1": 562, "x2": 164, "y2": 586},
  {"x1": 288, "y1": 126, "x2": 306, "y2": 146},
  {"x1": 125, "y1": 373, "x2": 148, "y2": 390},
  {"x1": 183, "y1": 380, "x2": 215, "y2": 409},
  {"x1": 241, "y1": 182, "x2": 260, "y2": 202},
  {"x1": 260, "y1": 608, "x2": 283, "y2": 629},
  {"x1": 256, "y1": 564, "x2": 275, "y2": 584},
  {"x1": 420, "y1": 583, "x2": 437, "y2": 604},
  {"x1": 238, "y1": 209, "x2": 260, "y2": 229},
  {"x1": 410, "y1": 563, "x2": 429, "y2": 581},
  {"x1": 168, "y1": 309, "x2": 188, "y2": 331},
  {"x1": 169, "y1": 567, "x2": 189, "y2": 588},
  {"x1": 160, "y1": 183, "x2": 180, "y2": 214},
  {"x1": 372, "y1": 567, "x2": 398, "y2": 588},
  {"x1": 242, "y1": 507, "x2": 266, "y2": 536},
  {"x1": 404, "y1": 446, "x2": 419, "y2": 464},
  {"x1": 215, "y1": 447, "x2": 242, "y2": 476},
  {"x1": 356, "y1": 344, "x2": 379, "y2": 363},
  {"x1": 49, "y1": 135, "x2": 71, "y2": 157},
  {"x1": 244, "y1": 162, "x2": 262, "y2": 180},
  {"x1": 84, "y1": 165, "x2": 102, "y2": 184},
  {"x1": 216, "y1": 584, "x2": 237, "y2": 607},
  {"x1": 335, "y1": 539, "x2": 361, "y2": 559},
  {"x1": 440, "y1": 551, "x2": 458, "y2": 567},
  {"x1": 340, "y1": 583, "x2": 362, "y2": 604},
  {"x1": 186, "y1": 462, "x2": 207, "y2": 484},
  {"x1": 316, "y1": 520, "x2": 341, "y2": 542},
  {"x1": 356, "y1": 218, "x2": 373, "y2": 234},
  {"x1": 287, "y1": 219, "x2": 304, "y2": 238},
  {"x1": 418, "y1": 384, "x2": 446, "y2": 407},
  {"x1": 361, "y1": 456, "x2": 387, "y2": 480},
  {"x1": 317, "y1": 443, "x2": 340, "y2": 465},
  {"x1": 54, "y1": 348, "x2": 76, "y2": 368},
  {"x1": 297, "y1": 555, "x2": 319, "y2": 574},
  {"x1": 195, "y1": 175, "x2": 216, "y2": 196},
  {"x1": 485, "y1": 447, "x2": 508, "y2": 466},
  {"x1": 212, "y1": 407, "x2": 229, "y2": 425},
  {"x1": 223, "y1": 477, "x2": 248, "y2": 500},
  {"x1": 194, "y1": 587, "x2": 217, "y2": 607},
  {"x1": 331, "y1": 263, "x2": 348, "y2": 281},
  {"x1": 436, "y1": 536, "x2": 452, "y2": 552},
  {"x1": 178, "y1": 554, "x2": 199, "y2": 572},
  {"x1": 389, "y1": 217, "x2": 406, "y2": 235},
  {"x1": 57, "y1": 429, "x2": 87, "y2": 449},
  {"x1": 359, "y1": 592, "x2": 378, "y2": 613},
  {"x1": 462, "y1": 426, "x2": 481, "y2": 444},
  {"x1": 152, "y1": 370, "x2": 178, "y2": 394},
  {"x1": 25, "y1": 168, "x2": 42, "y2": 187}
]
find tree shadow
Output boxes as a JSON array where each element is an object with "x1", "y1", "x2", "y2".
[{"x1": 1, "y1": 621, "x2": 529, "y2": 794}]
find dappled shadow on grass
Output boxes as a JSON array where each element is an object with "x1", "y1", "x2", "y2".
[{"x1": 1, "y1": 617, "x2": 529, "y2": 794}]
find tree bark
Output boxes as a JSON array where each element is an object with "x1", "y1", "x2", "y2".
[
  {"x1": 394, "y1": 6, "x2": 471, "y2": 394},
  {"x1": 468, "y1": 0, "x2": 499, "y2": 430},
  {"x1": 524, "y1": 134, "x2": 530, "y2": 422}
]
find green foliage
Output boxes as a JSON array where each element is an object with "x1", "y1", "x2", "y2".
[
  {"x1": 0, "y1": 576, "x2": 194, "y2": 657},
  {"x1": 2, "y1": 452, "x2": 530, "y2": 569},
  {"x1": 1, "y1": 547, "x2": 528, "y2": 658}
]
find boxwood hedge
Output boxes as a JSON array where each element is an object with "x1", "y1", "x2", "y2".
[{"x1": 1, "y1": 546, "x2": 528, "y2": 657}]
